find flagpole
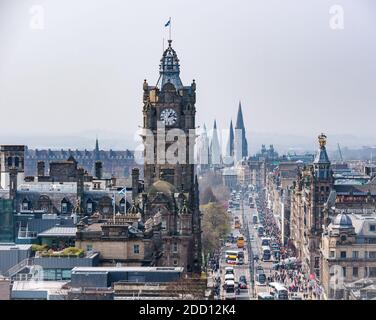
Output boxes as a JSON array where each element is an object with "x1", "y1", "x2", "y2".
[
  {"x1": 113, "y1": 191, "x2": 116, "y2": 223},
  {"x1": 169, "y1": 17, "x2": 171, "y2": 41},
  {"x1": 125, "y1": 190, "x2": 127, "y2": 213}
]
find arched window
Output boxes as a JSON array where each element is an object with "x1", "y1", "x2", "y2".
[
  {"x1": 7, "y1": 157, "x2": 12, "y2": 167},
  {"x1": 14, "y1": 157, "x2": 20, "y2": 168}
]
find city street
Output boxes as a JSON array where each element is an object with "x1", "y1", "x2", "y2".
[{"x1": 214, "y1": 187, "x2": 319, "y2": 300}]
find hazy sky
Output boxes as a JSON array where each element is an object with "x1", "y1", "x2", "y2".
[{"x1": 0, "y1": 0, "x2": 375, "y2": 151}]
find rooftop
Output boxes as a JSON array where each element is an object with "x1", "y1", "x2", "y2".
[
  {"x1": 0, "y1": 244, "x2": 32, "y2": 251},
  {"x1": 38, "y1": 226, "x2": 77, "y2": 237},
  {"x1": 72, "y1": 266, "x2": 184, "y2": 273},
  {"x1": 18, "y1": 182, "x2": 77, "y2": 193}
]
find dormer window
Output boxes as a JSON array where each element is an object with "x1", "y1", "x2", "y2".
[
  {"x1": 61, "y1": 201, "x2": 68, "y2": 214},
  {"x1": 21, "y1": 200, "x2": 29, "y2": 211}
]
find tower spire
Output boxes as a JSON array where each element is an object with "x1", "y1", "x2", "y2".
[
  {"x1": 210, "y1": 119, "x2": 221, "y2": 166},
  {"x1": 226, "y1": 119, "x2": 234, "y2": 157},
  {"x1": 94, "y1": 136, "x2": 100, "y2": 161},
  {"x1": 234, "y1": 101, "x2": 248, "y2": 160}
]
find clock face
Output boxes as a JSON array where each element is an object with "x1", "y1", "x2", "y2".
[{"x1": 160, "y1": 108, "x2": 177, "y2": 126}]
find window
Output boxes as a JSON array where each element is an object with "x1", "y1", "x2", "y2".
[
  {"x1": 173, "y1": 259, "x2": 178, "y2": 266},
  {"x1": 353, "y1": 267, "x2": 358, "y2": 277},
  {"x1": 14, "y1": 157, "x2": 20, "y2": 168},
  {"x1": 133, "y1": 244, "x2": 140, "y2": 254},
  {"x1": 7, "y1": 157, "x2": 12, "y2": 167},
  {"x1": 161, "y1": 219, "x2": 167, "y2": 230},
  {"x1": 22, "y1": 201, "x2": 29, "y2": 211},
  {"x1": 369, "y1": 251, "x2": 376, "y2": 259},
  {"x1": 87, "y1": 202, "x2": 93, "y2": 214},
  {"x1": 343, "y1": 267, "x2": 346, "y2": 277},
  {"x1": 369, "y1": 267, "x2": 376, "y2": 277},
  {"x1": 352, "y1": 251, "x2": 359, "y2": 259},
  {"x1": 330, "y1": 251, "x2": 335, "y2": 258},
  {"x1": 86, "y1": 244, "x2": 93, "y2": 252},
  {"x1": 173, "y1": 242, "x2": 178, "y2": 253},
  {"x1": 340, "y1": 251, "x2": 347, "y2": 259},
  {"x1": 61, "y1": 202, "x2": 68, "y2": 214},
  {"x1": 370, "y1": 225, "x2": 376, "y2": 232}
]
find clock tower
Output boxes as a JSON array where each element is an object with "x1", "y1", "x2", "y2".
[
  {"x1": 142, "y1": 40, "x2": 196, "y2": 192},
  {"x1": 138, "y1": 39, "x2": 202, "y2": 273}
]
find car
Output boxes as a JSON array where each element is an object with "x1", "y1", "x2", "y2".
[
  {"x1": 239, "y1": 275, "x2": 247, "y2": 284},
  {"x1": 225, "y1": 267, "x2": 234, "y2": 275},
  {"x1": 225, "y1": 273, "x2": 235, "y2": 282},
  {"x1": 253, "y1": 254, "x2": 259, "y2": 261},
  {"x1": 255, "y1": 266, "x2": 264, "y2": 275}
]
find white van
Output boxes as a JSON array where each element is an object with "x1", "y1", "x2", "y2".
[
  {"x1": 225, "y1": 267, "x2": 234, "y2": 275},
  {"x1": 224, "y1": 273, "x2": 235, "y2": 282},
  {"x1": 225, "y1": 280, "x2": 236, "y2": 300}
]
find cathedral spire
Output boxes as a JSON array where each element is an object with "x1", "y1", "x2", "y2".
[
  {"x1": 234, "y1": 101, "x2": 248, "y2": 161},
  {"x1": 226, "y1": 120, "x2": 234, "y2": 157},
  {"x1": 235, "y1": 101, "x2": 245, "y2": 130},
  {"x1": 210, "y1": 119, "x2": 221, "y2": 166},
  {"x1": 94, "y1": 136, "x2": 100, "y2": 161}
]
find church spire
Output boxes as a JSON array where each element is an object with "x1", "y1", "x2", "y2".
[
  {"x1": 94, "y1": 136, "x2": 100, "y2": 161},
  {"x1": 235, "y1": 101, "x2": 245, "y2": 130},
  {"x1": 210, "y1": 119, "x2": 221, "y2": 166},
  {"x1": 234, "y1": 101, "x2": 248, "y2": 161},
  {"x1": 226, "y1": 119, "x2": 234, "y2": 157}
]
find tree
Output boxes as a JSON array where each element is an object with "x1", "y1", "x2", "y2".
[{"x1": 200, "y1": 202, "x2": 231, "y2": 257}]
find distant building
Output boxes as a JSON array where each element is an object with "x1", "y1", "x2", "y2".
[
  {"x1": 24, "y1": 141, "x2": 137, "y2": 179},
  {"x1": 222, "y1": 167, "x2": 237, "y2": 190}
]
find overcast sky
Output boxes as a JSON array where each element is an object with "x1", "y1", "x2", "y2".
[{"x1": 0, "y1": 0, "x2": 375, "y2": 151}]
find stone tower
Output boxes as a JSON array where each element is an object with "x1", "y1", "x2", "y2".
[
  {"x1": 140, "y1": 39, "x2": 202, "y2": 273},
  {"x1": 311, "y1": 133, "x2": 333, "y2": 233},
  {"x1": 0, "y1": 145, "x2": 25, "y2": 199}
]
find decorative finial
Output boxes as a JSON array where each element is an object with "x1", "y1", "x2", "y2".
[{"x1": 318, "y1": 133, "x2": 327, "y2": 148}]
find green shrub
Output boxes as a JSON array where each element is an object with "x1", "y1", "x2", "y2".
[{"x1": 31, "y1": 244, "x2": 48, "y2": 252}]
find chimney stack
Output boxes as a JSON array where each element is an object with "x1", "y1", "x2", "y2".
[{"x1": 37, "y1": 161, "x2": 45, "y2": 177}]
